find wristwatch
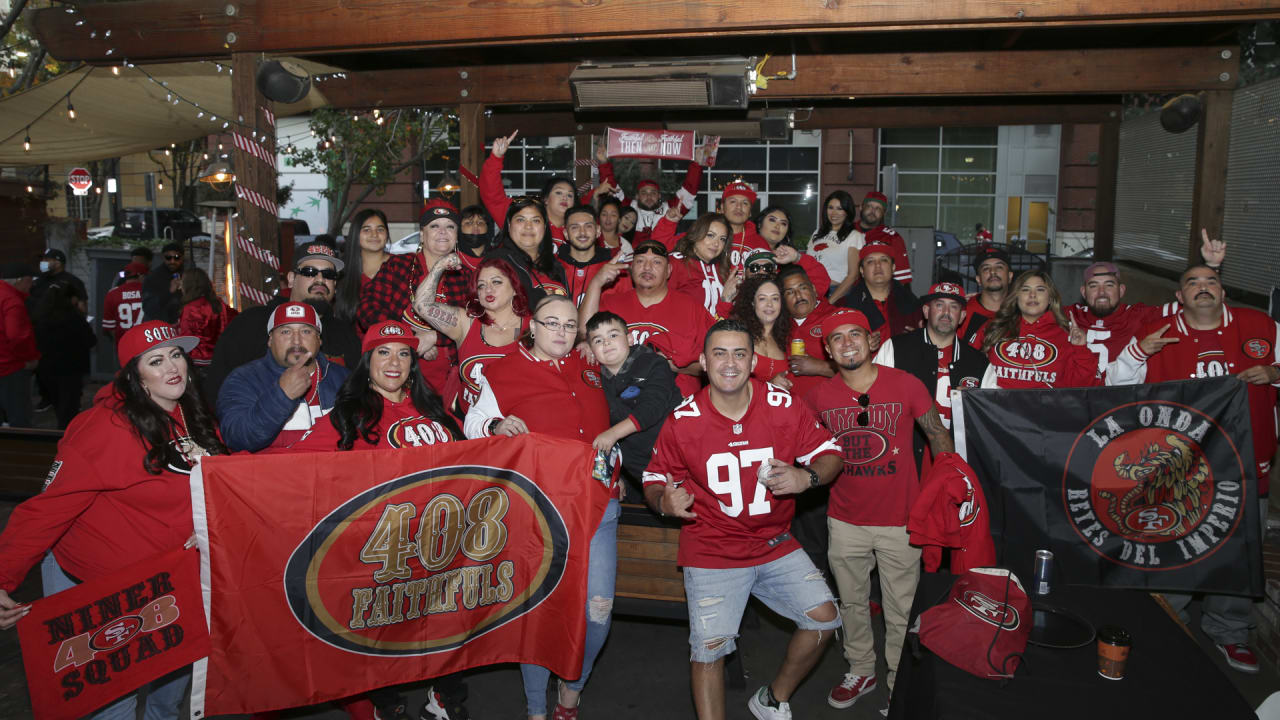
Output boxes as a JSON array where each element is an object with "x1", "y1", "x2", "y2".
[
  {"x1": 487, "y1": 417, "x2": 502, "y2": 436},
  {"x1": 804, "y1": 466, "x2": 820, "y2": 489}
]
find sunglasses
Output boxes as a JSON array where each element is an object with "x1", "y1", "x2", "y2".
[
  {"x1": 164, "y1": 254, "x2": 182, "y2": 261},
  {"x1": 746, "y1": 262, "x2": 776, "y2": 274},
  {"x1": 295, "y1": 265, "x2": 339, "y2": 280},
  {"x1": 855, "y1": 393, "x2": 871, "y2": 427}
]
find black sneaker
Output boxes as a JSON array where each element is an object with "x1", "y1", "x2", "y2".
[{"x1": 420, "y1": 686, "x2": 470, "y2": 720}]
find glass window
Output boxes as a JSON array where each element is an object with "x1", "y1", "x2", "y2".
[
  {"x1": 898, "y1": 174, "x2": 940, "y2": 194},
  {"x1": 714, "y1": 146, "x2": 767, "y2": 170},
  {"x1": 769, "y1": 147, "x2": 819, "y2": 170},
  {"x1": 941, "y1": 174, "x2": 995, "y2": 194},
  {"x1": 881, "y1": 147, "x2": 940, "y2": 172},
  {"x1": 769, "y1": 173, "x2": 818, "y2": 193},
  {"x1": 942, "y1": 148, "x2": 997, "y2": 173},
  {"x1": 881, "y1": 128, "x2": 941, "y2": 145},
  {"x1": 943, "y1": 127, "x2": 999, "y2": 145},
  {"x1": 939, "y1": 196, "x2": 996, "y2": 239},
  {"x1": 895, "y1": 196, "x2": 938, "y2": 228}
]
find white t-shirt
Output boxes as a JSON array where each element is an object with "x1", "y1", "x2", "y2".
[{"x1": 806, "y1": 229, "x2": 862, "y2": 284}]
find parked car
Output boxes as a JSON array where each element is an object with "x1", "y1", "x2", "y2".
[
  {"x1": 116, "y1": 207, "x2": 204, "y2": 240},
  {"x1": 388, "y1": 231, "x2": 420, "y2": 255},
  {"x1": 933, "y1": 241, "x2": 1048, "y2": 293},
  {"x1": 87, "y1": 225, "x2": 115, "y2": 239}
]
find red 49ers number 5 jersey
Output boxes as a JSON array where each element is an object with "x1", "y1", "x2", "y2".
[{"x1": 643, "y1": 379, "x2": 840, "y2": 569}]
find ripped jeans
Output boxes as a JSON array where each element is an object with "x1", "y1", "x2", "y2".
[
  {"x1": 521, "y1": 498, "x2": 620, "y2": 715},
  {"x1": 683, "y1": 549, "x2": 840, "y2": 663}
]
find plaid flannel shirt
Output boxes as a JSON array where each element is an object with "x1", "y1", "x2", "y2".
[{"x1": 357, "y1": 253, "x2": 474, "y2": 355}]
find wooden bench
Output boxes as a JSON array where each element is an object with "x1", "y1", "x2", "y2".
[{"x1": 0, "y1": 428, "x2": 62, "y2": 500}]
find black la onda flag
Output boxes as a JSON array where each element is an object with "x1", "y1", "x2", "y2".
[{"x1": 953, "y1": 376, "x2": 1262, "y2": 595}]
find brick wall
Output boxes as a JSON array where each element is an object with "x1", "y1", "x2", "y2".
[
  {"x1": 820, "y1": 128, "x2": 878, "y2": 205},
  {"x1": 1058, "y1": 124, "x2": 1101, "y2": 234}
]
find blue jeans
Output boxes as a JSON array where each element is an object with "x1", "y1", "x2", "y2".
[
  {"x1": 521, "y1": 499, "x2": 619, "y2": 716},
  {"x1": 41, "y1": 553, "x2": 191, "y2": 720}
]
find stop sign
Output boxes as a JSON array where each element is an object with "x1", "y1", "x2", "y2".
[{"x1": 68, "y1": 167, "x2": 92, "y2": 195}]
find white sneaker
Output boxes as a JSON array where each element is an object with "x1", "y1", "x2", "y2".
[{"x1": 748, "y1": 686, "x2": 792, "y2": 720}]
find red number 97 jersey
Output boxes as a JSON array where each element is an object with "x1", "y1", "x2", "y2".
[{"x1": 643, "y1": 378, "x2": 839, "y2": 570}]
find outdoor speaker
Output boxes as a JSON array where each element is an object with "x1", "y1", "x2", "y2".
[
  {"x1": 256, "y1": 60, "x2": 312, "y2": 104},
  {"x1": 1159, "y1": 94, "x2": 1202, "y2": 134}
]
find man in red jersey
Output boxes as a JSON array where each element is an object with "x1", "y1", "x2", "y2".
[
  {"x1": 1110, "y1": 263, "x2": 1278, "y2": 674},
  {"x1": 101, "y1": 260, "x2": 149, "y2": 343},
  {"x1": 644, "y1": 318, "x2": 842, "y2": 720},
  {"x1": 578, "y1": 239, "x2": 712, "y2": 397},
  {"x1": 848, "y1": 192, "x2": 911, "y2": 284},
  {"x1": 719, "y1": 182, "x2": 771, "y2": 270},
  {"x1": 959, "y1": 245, "x2": 1012, "y2": 347},
  {"x1": 806, "y1": 309, "x2": 953, "y2": 712}
]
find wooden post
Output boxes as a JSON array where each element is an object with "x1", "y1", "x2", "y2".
[
  {"x1": 458, "y1": 103, "x2": 484, "y2": 210},
  {"x1": 574, "y1": 133, "x2": 592, "y2": 199},
  {"x1": 231, "y1": 51, "x2": 279, "y2": 306},
  {"x1": 1093, "y1": 117, "x2": 1121, "y2": 261},
  {"x1": 1188, "y1": 89, "x2": 1232, "y2": 262}
]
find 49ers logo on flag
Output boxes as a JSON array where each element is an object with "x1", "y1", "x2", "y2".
[
  {"x1": 283, "y1": 465, "x2": 567, "y2": 655},
  {"x1": 17, "y1": 548, "x2": 208, "y2": 720},
  {"x1": 1063, "y1": 400, "x2": 1247, "y2": 571}
]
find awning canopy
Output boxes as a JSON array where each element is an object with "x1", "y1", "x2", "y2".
[{"x1": 0, "y1": 60, "x2": 332, "y2": 166}]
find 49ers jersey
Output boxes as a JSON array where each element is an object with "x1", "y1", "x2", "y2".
[
  {"x1": 287, "y1": 395, "x2": 457, "y2": 451},
  {"x1": 101, "y1": 280, "x2": 144, "y2": 342},
  {"x1": 456, "y1": 317, "x2": 526, "y2": 413},
  {"x1": 1067, "y1": 301, "x2": 1176, "y2": 377},
  {"x1": 643, "y1": 379, "x2": 839, "y2": 569}
]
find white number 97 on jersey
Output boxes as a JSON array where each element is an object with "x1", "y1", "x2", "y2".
[{"x1": 707, "y1": 447, "x2": 775, "y2": 517}]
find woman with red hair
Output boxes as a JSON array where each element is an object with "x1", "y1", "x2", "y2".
[{"x1": 413, "y1": 255, "x2": 532, "y2": 412}]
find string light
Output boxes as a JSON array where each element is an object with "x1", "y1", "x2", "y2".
[
  {"x1": 111, "y1": 65, "x2": 119, "y2": 75},
  {"x1": 23, "y1": 129, "x2": 31, "y2": 152},
  {"x1": 66, "y1": 97, "x2": 75, "y2": 120}
]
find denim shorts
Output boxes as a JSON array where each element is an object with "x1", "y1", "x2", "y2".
[{"x1": 683, "y1": 549, "x2": 839, "y2": 662}]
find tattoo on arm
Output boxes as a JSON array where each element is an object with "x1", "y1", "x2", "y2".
[
  {"x1": 413, "y1": 265, "x2": 460, "y2": 331},
  {"x1": 917, "y1": 407, "x2": 955, "y2": 455},
  {"x1": 424, "y1": 303, "x2": 459, "y2": 330}
]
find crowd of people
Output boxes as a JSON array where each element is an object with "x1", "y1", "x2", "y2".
[{"x1": 0, "y1": 135, "x2": 1276, "y2": 720}]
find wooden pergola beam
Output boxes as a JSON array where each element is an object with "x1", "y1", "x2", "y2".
[
  {"x1": 29, "y1": 0, "x2": 1280, "y2": 64},
  {"x1": 314, "y1": 48, "x2": 1233, "y2": 110}
]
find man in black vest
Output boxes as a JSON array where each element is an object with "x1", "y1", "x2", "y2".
[{"x1": 873, "y1": 282, "x2": 987, "y2": 467}]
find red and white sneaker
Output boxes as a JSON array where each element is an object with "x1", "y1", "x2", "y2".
[
  {"x1": 1217, "y1": 643, "x2": 1260, "y2": 674},
  {"x1": 828, "y1": 673, "x2": 877, "y2": 709}
]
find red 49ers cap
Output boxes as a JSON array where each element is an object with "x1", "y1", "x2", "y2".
[
  {"x1": 863, "y1": 190, "x2": 889, "y2": 208},
  {"x1": 363, "y1": 319, "x2": 415, "y2": 353},
  {"x1": 721, "y1": 181, "x2": 757, "y2": 205},
  {"x1": 117, "y1": 320, "x2": 199, "y2": 367},
  {"x1": 858, "y1": 243, "x2": 894, "y2": 264},
  {"x1": 820, "y1": 309, "x2": 872, "y2": 339},
  {"x1": 419, "y1": 198, "x2": 461, "y2": 228},
  {"x1": 267, "y1": 301, "x2": 323, "y2": 335}
]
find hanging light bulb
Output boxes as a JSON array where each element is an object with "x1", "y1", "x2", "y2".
[
  {"x1": 24, "y1": 131, "x2": 31, "y2": 152},
  {"x1": 112, "y1": 65, "x2": 120, "y2": 75},
  {"x1": 66, "y1": 98, "x2": 76, "y2": 120},
  {"x1": 165, "y1": 148, "x2": 171, "y2": 156},
  {"x1": 157, "y1": 179, "x2": 164, "y2": 191}
]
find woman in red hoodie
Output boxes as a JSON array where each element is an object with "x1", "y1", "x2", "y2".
[
  {"x1": 978, "y1": 269, "x2": 1100, "y2": 389},
  {"x1": 177, "y1": 268, "x2": 235, "y2": 376}
]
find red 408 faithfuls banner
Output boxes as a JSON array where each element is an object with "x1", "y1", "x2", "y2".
[{"x1": 188, "y1": 434, "x2": 606, "y2": 716}]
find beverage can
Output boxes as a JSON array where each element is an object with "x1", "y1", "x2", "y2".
[
  {"x1": 1033, "y1": 549, "x2": 1053, "y2": 595},
  {"x1": 790, "y1": 338, "x2": 806, "y2": 356}
]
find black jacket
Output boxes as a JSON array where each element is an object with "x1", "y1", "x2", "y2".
[
  {"x1": 142, "y1": 265, "x2": 182, "y2": 324},
  {"x1": 485, "y1": 240, "x2": 567, "y2": 307},
  {"x1": 600, "y1": 344, "x2": 683, "y2": 481},
  {"x1": 33, "y1": 309, "x2": 96, "y2": 375},
  {"x1": 203, "y1": 297, "x2": 361, "y2": 410},
  {"x1": 876, "y1": 327, "x2": 988, "y2": 467},
  {"x1": 840, "y1": 279, "x2": 920, "y2": 338},
  {"x1": 30, "y1": 271, "x2": 87, "y2": 305}
]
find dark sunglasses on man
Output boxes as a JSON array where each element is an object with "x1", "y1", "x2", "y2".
[
  {"x1": 295, "y1": 265, "x2": 340, "y2": 280},
  {"x1": 746, "y1": 261, "x2": 777, "y2": 275}
]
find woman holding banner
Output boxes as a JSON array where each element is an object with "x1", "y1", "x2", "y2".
[
  {"x1": 0, "y1": 320, "x2": 227, "y2": 719},
  {"x1": 978, "y1": 269, "x2": 1101, "y2": 389},
  {"x1": 463, "y1": 294, "x2": 618, "y2": 720},
  {"x1": 285, "y1": 319, "x2": 470, "y2": 720}
]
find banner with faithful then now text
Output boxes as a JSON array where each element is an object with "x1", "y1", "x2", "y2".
[
  {"x1": 606, "y1": 127, "x2": 695, "y2": 161},
  {"x1": 189, "y1": 434, "x2": 606, "y2": 715},
  {"x1": 17, "y1": 548, "x2": 209, "y2": 720},
  {"x1": 954, "y1": 377, "x2": 1262, "y2": 596}
]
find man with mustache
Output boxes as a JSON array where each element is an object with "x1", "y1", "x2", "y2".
[
  {"x1": 204, "y1": 239, "x2": 361, "y2": 408},
  {"x1": 1110, "y1": 261, "x2": 1278, "y2": 674},
  {"x1": 216, "y1": 301, "x2": 350, "y2": 451},
  {"x1": 847, "y1": 192, "x2": 911, "y2": 284}
]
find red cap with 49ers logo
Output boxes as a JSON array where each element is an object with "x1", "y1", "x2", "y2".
[
  {"x1": 267, "y1": 302, "x2": 323, "y2": 335},
  {"x1": 117, "y1": 320, "x2": 199, "y2": 367},
  {"x1": 362, "y1": 319, "x2": 415, "y2": 353}
]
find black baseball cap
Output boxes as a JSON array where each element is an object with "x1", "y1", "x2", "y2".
[
  {"x1": 42, "y1": 248, "x2": 67, "y2": 264},
  {"x1": 972, "y1": 245, "x2": 1011, "y2": 271}
]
